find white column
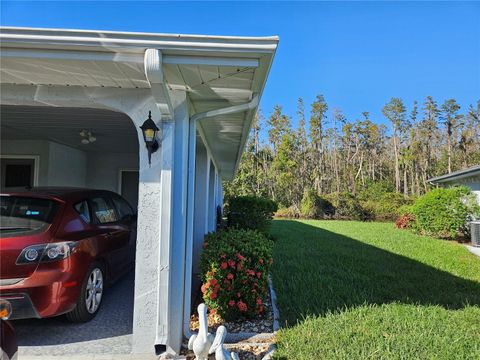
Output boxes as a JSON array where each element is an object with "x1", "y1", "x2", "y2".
[
  {"x1": 165, "y1": 90, "x2": 190, "y2": 353},
  {"x1": 208, "y1": 161, "x2": 216, "y2": 232},
  {"x1": 192, "y1": 143, "x2": 209, "y2": 275},
  {"x1": 204, "y1": 156, "x2": 212, "y2": 232},
  {"x1": 217, "y1": 176, "x2": 223, "y2": 214}
]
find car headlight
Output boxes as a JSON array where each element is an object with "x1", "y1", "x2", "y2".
[{"x1": 16, "y1": 242, "x2": 76, "y2": 264}]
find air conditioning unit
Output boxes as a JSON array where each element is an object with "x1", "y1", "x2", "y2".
[{"x1": 471, "y1": 221, "x2": 480, "y2": 247}]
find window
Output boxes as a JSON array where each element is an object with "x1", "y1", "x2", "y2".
[
  {"x1": 90, "y1": 197, "x2": 118, "y2": 224},
  {"x1": 0, "y1": 196, "x2": 58, "y2": 236},
  {"x1": 112, "y1": 195, "x2": 133, "y2": 220},
  {"x1": 1, "y1": 158, "x2": 35, "y2": 189},
  {"x1": 74, "y1": 201, "x2": 91, "y2": 224}
]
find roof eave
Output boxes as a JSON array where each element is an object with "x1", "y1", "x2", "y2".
[{"x1": 428, "y1": 167, "x2": 480, "y2": 184}]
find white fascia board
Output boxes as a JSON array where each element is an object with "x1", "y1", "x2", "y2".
[{"x1": 231, "y1": 56, "x2": 277, "y2": 178}]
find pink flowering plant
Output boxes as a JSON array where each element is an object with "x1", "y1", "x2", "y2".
[{"x1": 199, "y1": 229, "x2": 273, "y2": 321}]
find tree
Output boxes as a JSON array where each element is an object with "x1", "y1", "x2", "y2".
[
  {"x1": 309, "y1": 95, "x2": 328, "y2": 193},
  {"x1": 382, "y1": 98, "x2": 406, "y2": 192},
  {"x1": 440, "y1": 99, "x2": 462, "y2": 173},
  {"x1": 224, "y1": 94, "x2": 480, "y2": 207},
  {"x1": 296, "y1": 98, "x2": 309, "y2": 196},
  {"x1": 267, "y1": 105, "x2": 290, "y2": 154},
  {"x1": 418, "y1": 96, "x2": 439, "y2": 189}
]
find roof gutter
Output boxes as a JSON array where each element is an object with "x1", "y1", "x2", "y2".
[
  {"x1": 190, "y1": 94, "x2": 259, "y2": 123},
  {"x1": 182, "y1": 94, "x2": 259, "y2": 341},
  {"x1": 0, "y1": 27, "x2": 279, "y2": 53}
]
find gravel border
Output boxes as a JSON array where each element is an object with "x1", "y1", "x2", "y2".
[{"x1": 223, "y1": 276, "x2": 280, "y2": 344}]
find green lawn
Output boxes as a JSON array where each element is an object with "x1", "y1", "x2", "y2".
[{"x1": 271, "y1": 220, "x2": 480, "y2": 359}]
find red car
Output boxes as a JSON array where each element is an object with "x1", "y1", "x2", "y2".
[{"x1": 0, "y1": 188, "x2": 136, "y2": 322}]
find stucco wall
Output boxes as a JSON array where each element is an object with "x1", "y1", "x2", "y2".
[{"x1": 85, "y1": 152, "x2": 138, "y2": 192}]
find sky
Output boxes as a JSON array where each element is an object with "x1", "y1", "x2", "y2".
[{"x1": 2, "y1": 1, "x2": 479, "y2": 131}]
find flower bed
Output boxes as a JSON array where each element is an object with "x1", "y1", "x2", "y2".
[
  {"x1": 190, "y1": 288, "x2": 274, "y2": 334},
  {"x1": 199, "y1": 229, "x2": 273, "y2": 321}
]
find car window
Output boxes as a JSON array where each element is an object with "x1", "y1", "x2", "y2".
[
  {"x1": 112, "y1": 196, "x2": 133, "y2": 220},
  {"x1": 90, "y1": 197, "x2": 118, "y2": 224},
  {"x1": 0, "y1": 196, "x2": 59, "y2": 236},
  {"x1": 74, "y1": 200, "x2": 91, "y2": 224}
]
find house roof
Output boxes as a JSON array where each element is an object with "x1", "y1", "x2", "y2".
[
  {"x1": 427, "y1": 165, "x2": 480, "y2": 184},
  {"x1": 0, "y1": 27, "x2": 278, "y2": 179}
]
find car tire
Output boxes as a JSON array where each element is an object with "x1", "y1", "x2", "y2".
[{"x1": 66, "y1": 262, "x2": 105, "y2": 322}]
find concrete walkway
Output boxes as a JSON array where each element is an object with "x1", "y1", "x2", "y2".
[
  {"x1": 465, "y1": 244, "x2": 480, "y2": 258},
  {"x1": 15, "y1": 271, "x2": 134, "y2": 357}
]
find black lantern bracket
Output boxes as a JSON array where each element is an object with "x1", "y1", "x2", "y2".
[{"x1": 140, "y1": 111, "x2": 160, "y2": 166}]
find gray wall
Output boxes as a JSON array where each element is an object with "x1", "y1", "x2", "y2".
[
  {"x1": 48, "y1": 142, "x2": 87, "y2": 187},
  {"x1": 86, "y1": 152, "x2": 138, "y2": 192},
  {"x1": 2, "y1": 139, "x2": 138, "y2": 192}
]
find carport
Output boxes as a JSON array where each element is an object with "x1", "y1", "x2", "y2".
[
  {"x1": 0, "y1": 27, "x2": 277, "y2": 357},
  {"x1": 1, "y1": 105, "x2": 139, "y2": 357}
]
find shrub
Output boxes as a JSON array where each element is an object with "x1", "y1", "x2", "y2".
[
  {"x1": 395, "y1": 213, "x2": 415, "y2": 229},
  {"x1": 275, "y1": 206, "x2": 299, "y2": 218},
  {"x1": 199, "y1": 229, "x2": 273, "y2": 320},
  {"x1": 397, "y1": 204, "x2": 414, "y2": 217},
  {"x1": 326, "y1": 192, "x2": 368, "y2": 220},
  {"x1": 357, "y1": 180, "x2": 395, "y2": 202},
  {"x1": 362, "y1": 192, "x2": 411, "y2": 220},
  {"x1": 227, "y1": 196, "x2": 278, "y2": 233},
  {"x1": 411, "y1": 186, "x2": 480, "y2": 239},
  {"x1": 300, "y1": 189, "x2": 335, "y2": 219}
]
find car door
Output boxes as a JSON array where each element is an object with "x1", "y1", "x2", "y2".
[
  {"x1": 111, "y1": 194, "x2": 136, "y2": 267},
  {"x1": 88, "y1": 195, "x2": 128, "y2": 278}
]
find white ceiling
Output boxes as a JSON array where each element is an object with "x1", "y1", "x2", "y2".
[{"x1": 0, "y1": 105, "x2": 139, "y2": 154}]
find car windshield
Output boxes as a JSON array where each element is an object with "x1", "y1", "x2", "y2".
[{"x1": 0, "y1": 196, "x2": 59, "y2": 236}]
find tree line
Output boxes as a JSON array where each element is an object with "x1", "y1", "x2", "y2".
[{"x1": 224, "y1": 96, "x2": 480, "y2": 210}]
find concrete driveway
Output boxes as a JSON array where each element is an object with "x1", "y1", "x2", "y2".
[{"x1": 14, "y1": 271, "x2": 134, "y2": 357}]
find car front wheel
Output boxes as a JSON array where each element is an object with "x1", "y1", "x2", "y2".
[{"x1": 66, "y1": 263, "x2": 104, "y2": 322}]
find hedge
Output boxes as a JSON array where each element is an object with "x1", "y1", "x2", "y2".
[
  {"x1": 410, "y1": 186, "x2": 480, "y2": 239},
  {"x1": 199, "y1": 229, "x2": 273, "y2": 320},
  {"x1": 227, "y1": 196, "x2": 278, "y2": 233}
]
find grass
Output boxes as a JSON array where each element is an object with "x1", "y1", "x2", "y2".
[{"x1": 270, "y1": 220, "x2": 480, "y2": 359}]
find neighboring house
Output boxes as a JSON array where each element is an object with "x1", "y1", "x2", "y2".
[
  {"x1": 428, "y1": 165, "x2": 480, "y2": 204},
  {"x1": 0, "y1": 27, "x2": 278, "y2": 356}
]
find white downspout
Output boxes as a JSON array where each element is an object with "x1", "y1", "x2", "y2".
[{"x1": 183, "y1": 94, "x2": 259, "y2": 339}]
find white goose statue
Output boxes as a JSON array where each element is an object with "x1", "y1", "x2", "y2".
[
  {"x1": 188, "y1": 303, "x2": 214, "y2": 360},
  {"x1": 209, "y1": 325, "x2": 240, "y2": 360}
]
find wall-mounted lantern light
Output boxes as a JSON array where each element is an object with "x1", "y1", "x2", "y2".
[{"x1": 140, "y1": 111, "x2": 160, "y2": 166}]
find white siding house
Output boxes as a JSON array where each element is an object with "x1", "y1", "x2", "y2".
[
  {"x1": 0, "y1": 27, "x2": 278, "y2": 357},
  {"x1": 428, "y1": 165, "x2": 480, "y2": 204}
]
